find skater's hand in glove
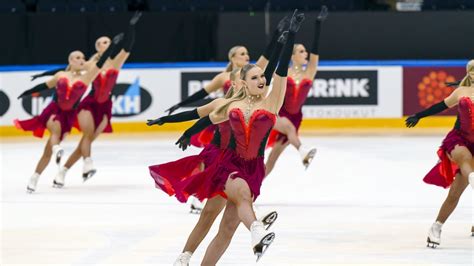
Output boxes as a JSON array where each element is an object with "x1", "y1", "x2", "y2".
[
  {"x1": 277, "y1": 31, "x2": 289, "y2": 44},
  {"x1": 405, "y1": 115, "x2": 419, "y2": 128},
  {"x1": 165, "y1": 104, "x2": 180, "y2": 115},
  {"x1": 146, "y1": 118, "x2": 164, "y2": 126},
  {"x1": 30, "y1": 73, "x2": 42, "y2": 81},
  {"x1": 112, "y1": 33, "x2": 124, "y2": 45},
  {"x1": 277, "y1": 15, "x2": 291, "y2": 33},
  {"x1": 129, "y1": 11, "x2": 142, "y2": 26},
  {"x1": 289, "y1": 10, "x2": 305, "y2": 33},
  {"x1": 175, "y1": 135, "x2": 191, "y2": 151},
  {"x1": 317, "y1": 6, "x2": 329, "y2": 22}
]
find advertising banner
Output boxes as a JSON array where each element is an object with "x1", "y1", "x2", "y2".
[
  {"x1": 403, "y1": 67, "x2": 466, "y2": 116},
  {"x1": 0, "y1": 65, "x2": 402, "y2": 126}
]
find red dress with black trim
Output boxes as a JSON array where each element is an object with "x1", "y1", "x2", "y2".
[
  {"x1": 190, "y1": 80, "x2": 232, "y2": 148},
  {"x1": 423, "y1": 97, "x2": 474, "y2": 188},
  {"x1": 268, "y1": 76, "x2": 313, "y2": 147},
  {"x1": 76, "y1": 68, "x2": 119, "y2": 133},
  {"x1": 151, "y1": 108, "x2": 275, "y2": 203},
  {"x1": 149, "y1": 120, "x2": 231, "y2": 198},
  {"x1": 14, "y1": 78, "x2": 87, "y2": 140}
]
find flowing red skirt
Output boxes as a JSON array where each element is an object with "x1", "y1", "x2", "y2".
[
  {"x1": 423, "y1": 129, "x2": 474, "y2": 188},
  {"x1": 76, "y1": 95, "x2": 113, "y2": 133},
  {"x1": 14, "y1": 102, "x2": 76, "y2": 140},
  {"x1": 151, "y1": 147, "x2": 265, "y2": 203},
  {"x1": 149, "y1": 143, "x2": 222, "y2": 199}
]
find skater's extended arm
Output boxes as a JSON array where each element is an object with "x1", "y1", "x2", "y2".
[
  {"x1": 147, "y1": 98, "x2": 225, "y2": 126},
  {"x1": 306, "y1": 6, "x2": 328, "y2": 80},
  {"x1": 255, "y1": 14, "x2": 291, "y2": 69},
  {"x1": 18, "y1": 73, "x2": 60, "y2": 99},
  {"x1": 264, "y1": 31, "x2": 287, "y2": 86},
  {"x1": 405, "y1": 101, "x2": 449, "y2": 127},
  {"x1": 405, "y1": 82, "x2": 465, "y2": 127},
  {"x1": 30, "y1": 67, "x2": 64, "y2": 81},
  {"x1": 165, "y1": 72, "x2": 228, "y2": 115},
  {"x1": 266, "y1": 10, "x2": 304, "y2": 113},
  {"x1": 110, "y1": 11, "x2": 142, "y2": 69}
]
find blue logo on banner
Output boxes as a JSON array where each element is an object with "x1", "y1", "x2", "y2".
[{"x1": 111, "y1": 78, "x2": 152, "y2": 117}]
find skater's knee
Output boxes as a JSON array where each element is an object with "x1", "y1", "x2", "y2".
[
  {"x1": 235, "y1": 188, "x2": 252, "y2": 205},
  {"x1": 450, "y1": 147, "x2": 472, "y2": 163},
  {"x1": 283, "y1": 123, "x2": 295, "y2": 134},
  {"x1": 83, "y1": 132, "x2": 94, "y2": 141},
  {"x1": 200, "y1": 207, "x2": 221, "y2": 221}
]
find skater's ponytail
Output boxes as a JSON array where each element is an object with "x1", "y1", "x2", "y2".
[
  {"x1": 459, "y1": 60, "x2": 474, "y2": 87},
  {"x1": 225, "y1": 45, "x2": 245, "y2": 72},
  {"x1": 224, "y1": 68, "x2": 241, "y2": 99}
]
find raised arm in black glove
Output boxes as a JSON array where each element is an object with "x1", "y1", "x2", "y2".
[
  {"x1": 262, "y1": 15, "x2": 291, "y2": 60},
  {"x1": 110, "y1": 11, "x2": 142, "y2": 59},
  {"x1": 275, "y1": 10, "x2": 305, "y2": 77},
  {"x1": 264, "y1": 31, "x2": 288, "y2": 85},
  {"x1": 311, "y1": 6, "x2": 328, "y2": 55}
]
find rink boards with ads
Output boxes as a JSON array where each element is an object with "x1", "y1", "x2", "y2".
[{"x1": 0, "y1": 60, "x2": 465, "y2": 136}]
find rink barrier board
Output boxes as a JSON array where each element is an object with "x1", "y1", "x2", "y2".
[{"x1": 0, "y1": 116, "x2": 457, "y2": 138}]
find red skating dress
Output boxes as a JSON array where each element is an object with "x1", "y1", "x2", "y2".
[
  {"x1": 423, "y1": 97, "x2": 474, "y2": 188},
  {"x1": 268, "y1": 77, "x2": 313, "y2": 147},
  {"x1": 76, "y1": 68, "x2": 119, "y2": 133},
  {"x1": 149, "y1": 120, "x2": 231, "y2": 198},
  {"x1": 190, "y1": 80, "x2": 232, "y2": 148},
  {"x1": 14, "y1": 78, "x2": 87, "y2": 140},
  {"x1": 152, "y1": 108, "x2": 275, "y2": 203}
]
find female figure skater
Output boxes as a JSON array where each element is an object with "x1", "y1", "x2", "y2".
[
  {"x1": 406, "y1": 60, "x2": 474, "y2": 248},
  {"x1": 15, "y1": 34, "x2": 122, "y2": 193},
  {"x1": 148, "y1": 28, "x2": 287, "y2": 265},
  {"x1": 151, "y1": 10, "x2": 304, "y2": 262},
  {"x1": 53, "y1": 12, "x2": 142, "y2": 187},
  {"x1": 265, "y1": 6, "x2": 328, "y2": 176},
  {"x1": 157, "y1": 16, "x2": 292, "y2": 214}
]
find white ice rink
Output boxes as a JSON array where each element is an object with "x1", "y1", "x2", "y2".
[{"x1": 1, "y1": 134, "x2": 473, "y2": 265}]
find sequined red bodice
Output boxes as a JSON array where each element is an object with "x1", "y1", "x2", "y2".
[
  {"x1": 56, "y1": 78, "x2": 87, "y2": 111},
  {"x1": 282, "y1": 77, "x2": 313, "y2": 114},
  {"x1": 458, "y1": 97, "x2": 474, "y2": 142},
  {"x1": 228, "y1": 109, "x2": 276, "y2": 160},
  {"x1": 217, "y1": 121, "x2": 231, "y2": 149},
  {"x1": 92, "y1": 68, "x2": 119, "y2": 103}
]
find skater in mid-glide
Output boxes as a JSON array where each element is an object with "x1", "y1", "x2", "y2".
[
  {"x1": 148, "y1": 17, "x2": 291, "y2": 264},
  {"x1": 406, "y1": 59, "x2": 474, "y2": 248},
  {"x1": 159, "y1": 45, "x2": 250, "y2": 213},
  {"x1": 14, "y1": 33, "x2": 123, "y2": 193},
  {"x1": 53, "y1": 12, "x2": 142, "y2": 187},
  {"x1": 152, "y1": 10, "x2": 303, "y2": 263},
  {"x1": 264, "y1": 6, "x2": 328, "y2": 176}
]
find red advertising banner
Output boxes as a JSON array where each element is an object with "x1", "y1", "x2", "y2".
[{"x1": 403, "y1": 67, "x2": 466, "y2": 116}]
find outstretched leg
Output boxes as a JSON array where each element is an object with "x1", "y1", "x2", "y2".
[{"x1": 201, "y1": 201, "x2": 241, "y2": 265}]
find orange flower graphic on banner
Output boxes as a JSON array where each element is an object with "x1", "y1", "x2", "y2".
[{"x1": 417, "y1": 71, "x2": 456, "y2": 108}]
